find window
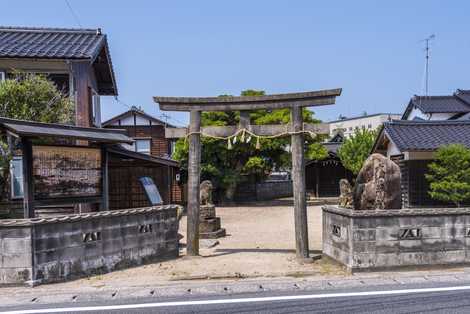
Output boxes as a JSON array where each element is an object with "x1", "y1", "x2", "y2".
[
  {"x1": 10, "y1": 157, "x2": 23, "y2": 199},
  {"x1": 135, "y1": 139, "x2": 151, "y2": 154},
  {"x1": 169, "y1": 140, "x2": 176, "y2": 156},
  {"x1": 91, "y1": 90, "x2": 101, "y2": 127}
]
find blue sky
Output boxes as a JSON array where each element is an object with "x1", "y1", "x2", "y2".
[{"x1": 3, "y1": 1, "x2": 470, "y2": 125}]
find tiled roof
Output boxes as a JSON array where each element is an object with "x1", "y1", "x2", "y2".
[
  {"x1": 411, "y1": 95, "x2": 470, "y2": 114},
  {"x1": 0, "y1": 26, "x2": 117, "y2": 95},
  {"x1": 383, "y1": 120, "x2": 470, "y2": 152},
  {"x1": 456, "y1": 89, "x2": 470, "y2": 104},
  {"x1": 0, "y1": 26, "x2": 105, "y2": 59}
]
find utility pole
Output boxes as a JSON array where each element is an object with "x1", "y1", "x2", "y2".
[{"x1": 424, "y1": 34, "x2": 435, "y2": 96}]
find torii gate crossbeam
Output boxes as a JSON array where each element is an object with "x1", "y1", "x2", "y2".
[{"x1": 154, "y1": 88, "x2": 342, "y2": 263}]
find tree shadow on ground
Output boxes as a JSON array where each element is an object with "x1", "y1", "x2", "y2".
[{"x1": 206, "y1": 248, "x2": 322, "y2": 258}]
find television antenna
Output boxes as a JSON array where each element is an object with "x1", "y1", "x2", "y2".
[{"x1": 422, "y1": 34, "x2": 435, "y2": 96}]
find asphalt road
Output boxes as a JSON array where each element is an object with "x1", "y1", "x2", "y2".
[{"x1": 3, "y1": 283, "x2": 470, "y2": 314}]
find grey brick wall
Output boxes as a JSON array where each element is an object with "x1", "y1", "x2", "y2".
[
  {"x1": 0, "y1": 205, "x2": 179, "y2": 286},
  {"x1": 323, "y1": 206, "x2": 470, "y2": 271}
]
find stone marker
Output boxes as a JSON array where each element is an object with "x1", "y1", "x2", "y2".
[{"x1": 352, "y1": 153, "x2": 401, "y2": 210}]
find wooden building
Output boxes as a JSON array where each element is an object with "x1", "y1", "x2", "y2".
[
  {"x1": 103, "y1": 107, "x2": 182, "y2": 203},
  {"x1": 0, "y1": 27, "x2": 117, "y2": 128},
  {"x1": 305, "y1": 140, "x2": 354, "y2": 198},
  {"x1": 0, "y1": 118, "x2": 132, "y2": 218},
  {"x1": 107, "y1": 147, "x2": 182, "y2": 209},
  {"x1": 372, "y1": 120, "x2": 470, "y2": 208}
]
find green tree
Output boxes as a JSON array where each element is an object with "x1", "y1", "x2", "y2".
[
  {"x1": 306, "y1": 142, "x2": 329, "y2": 161},
  {"x1": 0, "y1": 73, "x2": 74, "y2": 199},
  {"x1": 173, "y1": 89, "x2": 325, "y2": 201},
  {"x1": 425, "y1": 144, "x2": 470, "y2": 207},
  {"x1": 0, "y1": 73, "x2": 74, "y2": 123},
  {"x1": 338, "y1": 128, "x2": 377, "y2": 175}
]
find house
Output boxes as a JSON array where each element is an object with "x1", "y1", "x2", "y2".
[
  {"x1": 402, "y1": 89, "x2": 470, "y2": 121},
  {"x1": 103, "y1": 107, "x2": 183, "y2": 204},
  {"x1": 328, "y1": 113, "x2": 401, "y2": 138},
  {"x1": 102, "y1": 106, "x2": 176, "y2": 158},
  {"x1": 0, "y1": 26, "x2": 117, "y2": 127},
  {"x1": 372, "y1": 120, "x2": 470, "y2": 208}
]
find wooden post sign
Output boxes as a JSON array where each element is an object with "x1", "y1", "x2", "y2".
[{"x1": 32, "y1": 146, "x2": 102, "y2": 200}]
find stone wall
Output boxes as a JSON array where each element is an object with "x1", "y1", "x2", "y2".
[
  {"x1": 0, "y1": 205, "x2": 179, "y2": 286},
  {"x1": 323, "y1": 205, "x2": 470, "y2": 271},
  {"x1": 235, "y1": 180, "x2": 293, "y2": 202}
]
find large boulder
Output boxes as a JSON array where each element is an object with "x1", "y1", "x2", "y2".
[{"x1": 353, "y1": 153, "x2": 401, "y2": 210}]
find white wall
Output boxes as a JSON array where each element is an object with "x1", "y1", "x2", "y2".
[
  {"x1": 329, "y1": 114, "x2": 400, "y2": 138},
  {"x1": 109, "y1": 113, "x2": 154, "y2": 126},
  {"x1": 386, "y1": 140, "x2": 401, "y2": 157}
]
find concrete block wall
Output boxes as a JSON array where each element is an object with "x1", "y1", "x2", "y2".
[
  {"x1": 0, "y1": 227, "x2": 32, "y2": 284},
  {"x1": 323, "y1": 206, "x2": 470, "y2": 271},
  {"x1": 0, "y1": 205, "x2": 179, "y2": 286}
]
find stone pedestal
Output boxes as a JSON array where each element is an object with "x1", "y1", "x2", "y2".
[
  {"x1": 322, "y1": 205, "x2": 470, "y2": 272},
  {"x1": 199, "y1": 204, "x2": 225, "y2": 239}
]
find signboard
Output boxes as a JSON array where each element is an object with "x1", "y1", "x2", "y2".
[
  {"x1": 32, "y1": 146, "x2": 102, "y2": 199},
  {"x1": 139, "y1": 176, "x2": 163, "y2": 205}
]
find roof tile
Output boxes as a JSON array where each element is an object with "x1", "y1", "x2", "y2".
[
  {"x1": 0, "y1": 27, "x2": 104, "y2": 59},
  {"x1": 384, "y1": 120, "x2": 470, "y2": 151}
]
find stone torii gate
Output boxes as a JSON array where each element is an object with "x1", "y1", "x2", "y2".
[{"x1": 154, "y1": 89, "x2": 341, "y2": 262}]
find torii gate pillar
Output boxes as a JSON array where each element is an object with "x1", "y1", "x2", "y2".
[
  {"x1": 291, "y1": 106, "x2": 309, "y2": 260},
  {"x1": 187, "y1": 110, "x2": 201, "y2": 256}
]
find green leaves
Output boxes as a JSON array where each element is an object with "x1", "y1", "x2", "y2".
[
  {"x1": 426, "y1": 144, "x2": 470, "y2": 207},
  {"x1": 306, "y1": 142, "x2": 329, "y2": 161},
  {"x1": 338, "y1": 128, "x2": 377, "y2": 175},
  {"x1": 0, "y1": 73, "x2": 74, "y2": 124}
]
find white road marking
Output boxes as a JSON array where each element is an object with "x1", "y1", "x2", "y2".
[{"x1": 3, "y1": 285, "x2": 470, "y2": 313}]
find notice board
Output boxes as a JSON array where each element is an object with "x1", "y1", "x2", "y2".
[
  {"x1": 32, "y1": 146, "x2": 102, "y2": 199},
  {"x1": 139, "y1": 176, "x2": 163, "y2": 205}
]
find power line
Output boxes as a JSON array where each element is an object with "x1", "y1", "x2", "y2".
[
  {"x1": 114, "y1": 96, "x2": 132, "y2": 110},
  {"x1": 65, "y1": 0, "x2": 83, "y2": 28}
]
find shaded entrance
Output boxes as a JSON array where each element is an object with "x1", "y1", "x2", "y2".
[{"x1": 154, "y1": 89, "x2": 341, "y2": 262}]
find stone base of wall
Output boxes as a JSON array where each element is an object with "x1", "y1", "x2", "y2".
[
  {"x1": 0, "y1": 205, "x2": 179, "y2": 286},
  {"x1": 322, "y1": 205, "x2": 470, "y2": 272}
]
